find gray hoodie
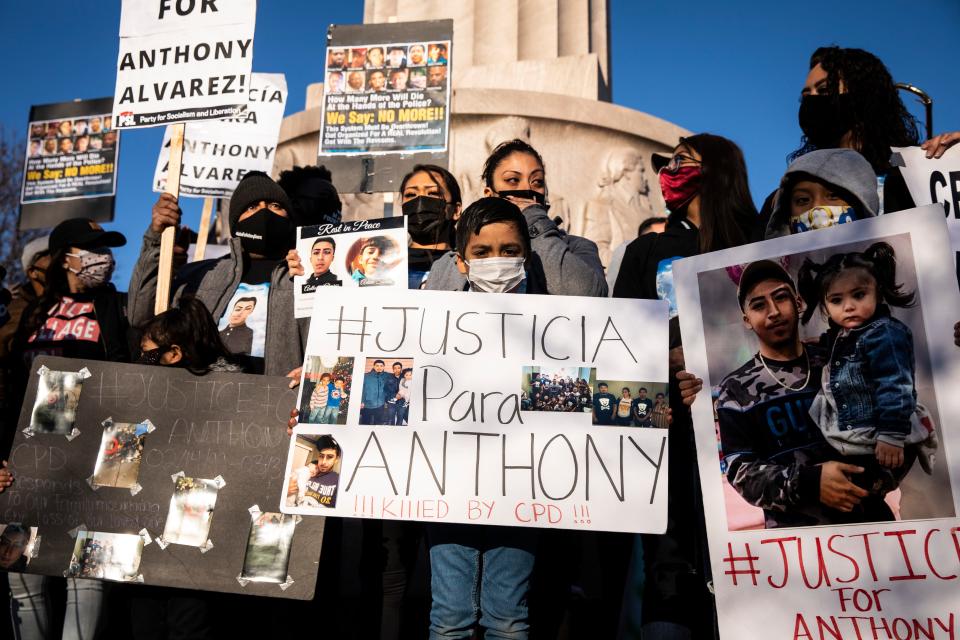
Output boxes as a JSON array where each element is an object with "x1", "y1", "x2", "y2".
[
  {"x1": 765, "y1": 148, "x2": 879, "y2": 239},
  {"x1": 423, "y1": 204, "x2": 608, "y2": 296},
  {"x1": 127, "y1": 228, "x2": 307, "y2": 376}
]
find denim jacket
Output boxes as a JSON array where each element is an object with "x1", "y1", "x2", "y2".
[{"x1": 824, "y1": 307, "x2": 916, "y2": 443}]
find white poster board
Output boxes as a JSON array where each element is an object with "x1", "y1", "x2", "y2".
[
  {"x1": 292, "y1": 217, "x2": 408, "y2": 318},
  {"x1": 281, "y1": 287, "x2": 670, "y2": 533},
  {"x1": 153, "y1": 72, "x2": 287, "y2": 196},
  {"x1": 113, "y1": 0, "x2": 256, "y2": 129},
  {"x1": 674, "y1": 206, "x2": 960, "y2": 638}
]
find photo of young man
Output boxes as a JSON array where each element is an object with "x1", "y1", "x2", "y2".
[
  {"x1": 426, "y1": 64, "x2": 447, "y2": 90},
  {"x1": 367, "y1": 69, "x2": 387, "y2": 92},
  {"x1": 386, "y1": 45, "x2": 406, "y2": 68},
  {"x1": 360, "y1": 358, "x2": 388, "y2": 425},
  {"x1": 293, "y1": 435, "x2": 341, "y2": 509},
  {"x1": 219, "y1": 296, "x2": 257, "y2": 356},
  {"x1": 407, "y1": 44, "x2": 426, "y2": 66},
  {"x1": 365, "y1": 46, "x2": 385, "y2": 68},
  {"x1": 303, "y1": 237, "x2": 341, "y2": 291},
  {"x1": 326, "y1": 71, "x2": 344, "y2": 94},
  {"x1": 631, "y1": 387, "x2": 654, "y2": 427},
  {"x1": 389, "y1": 68, "x2": 409, "y2": 91},
  {"x1": 327, "y1": 48, "x2": 347, "y2": 70},
  {"x1": 593, "y1": 382, "x2": 617, "y2": 425}
]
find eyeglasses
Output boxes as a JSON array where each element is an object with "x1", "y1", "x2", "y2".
[{"x1": 660, "y1": 153, "x2": 702, "y2": 174}]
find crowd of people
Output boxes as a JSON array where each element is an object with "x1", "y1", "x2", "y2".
[
  {"x1": 523, "y1": 372, "x2": 592, "y2": 412},
  {"x1": 0, "y1": 44, "x2": 957, "y2": 639}
]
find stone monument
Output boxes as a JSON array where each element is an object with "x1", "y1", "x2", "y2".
[{"x1": 273, "y1": 0, "x2": 690, "y2": 265}]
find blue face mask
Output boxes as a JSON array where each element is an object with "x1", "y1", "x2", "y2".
[{"x1": 789, "y1": 205, "x2": 856, "y2": 234}]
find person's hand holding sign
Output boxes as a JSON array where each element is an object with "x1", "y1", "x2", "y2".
[
  {"x1": 0, "y1": 461, "x2": 13, "y2": 493},
  {"x1": 286, "y1": 249, "x2": 304, "y2": 277},
  {"x1": 921, "y1": 131, "x2": 960, "y2": 159},
  {"x1": 151, "y1": 193, "x2": 181, "y2": 233},
  {"x1": 819, "y1": 462, "x2": 869, "y2": 512}
]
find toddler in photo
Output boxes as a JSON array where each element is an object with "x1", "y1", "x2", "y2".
[{"x1": 798, "y1": 241, "x2": 936, "y2": 494}]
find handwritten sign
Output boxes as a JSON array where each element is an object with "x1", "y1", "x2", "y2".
[
  {"x1": 674, "y1": 206, "x2": 960, "y2": 638},
  {"x1": 0, "y1": 357, "x2": 323, "y2": 599},
  {"x1": 282, "y1": 288, "x2": 670, "y2": 533}
]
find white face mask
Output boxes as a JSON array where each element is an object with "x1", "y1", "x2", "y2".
[
  {"x1": 789, "y1": 205, "x2": 856, "y2": 234},
  {"x1": 65, "y1": 248, "x2": 115, "y2": 288},
  {"x1": 465, "y1": 257, "x2": 526, "y2": 293}
]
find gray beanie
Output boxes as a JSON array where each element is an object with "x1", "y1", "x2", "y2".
[
  {"x1": 766, "y1": 148, "x2": 879, "y2": 239},
  {"x1": 228, "y1": 171, "x2": 293, "y2": 233}
]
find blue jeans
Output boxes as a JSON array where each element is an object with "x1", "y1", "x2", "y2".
[
  {"x1": 427, "y1": 525, "x2": 537, "y2": 639},
  {"x1": 321, "y1": 405, "x2": 339, "y2": 424},
  {"x1": 308, "y1": 407, "x2": 324, "y2": 423}
]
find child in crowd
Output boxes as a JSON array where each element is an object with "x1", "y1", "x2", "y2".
[
  {"x1": 428, "y1": 196, "x2": 539, "y2": 640},
  {"x1": 797, "y1": 241, "x2": 936, "y2": 495}
]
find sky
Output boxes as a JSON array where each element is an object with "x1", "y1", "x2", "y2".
[{"x1": 1, "y1": 1, "x2": 958, "y2": 288}]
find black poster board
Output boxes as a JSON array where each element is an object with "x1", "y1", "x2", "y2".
[
  {"x1": 318, "y1": 20, "x2": 452, "y2": 194},
  {"x1": 19, "y1": 97, "x2": 119, "y2": 230},
  {"x1": 0, "y1": 357, "x2": 324, "y2": 600}
]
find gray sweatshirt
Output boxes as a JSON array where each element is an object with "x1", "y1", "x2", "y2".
[{"x1": 127, "y1": 228, "x2": 307, "y2": 376}]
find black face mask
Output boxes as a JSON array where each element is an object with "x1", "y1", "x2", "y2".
[
  {"x1": 137, "y1": 347, "x2": 163, "y2": 366},
  {"x1": 234, "y1": 208, "x2": 294, "y2": 259},
  {"x1": 798, "y1": 94, "x2": 855, "y2": 149},
  {"x1": 494, "y1": 189, "x2": 549, "y2": 210},
  {"x1": 402, "y1": 196, "x2": 454, "y2": 245}
]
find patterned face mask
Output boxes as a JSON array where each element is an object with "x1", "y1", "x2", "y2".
[
  {"x1": 65, "y1": 247, "x2": 115, "y2": 288},
  {"x1": 789, "y1": 205, "x2": 856, "y2": 234}
]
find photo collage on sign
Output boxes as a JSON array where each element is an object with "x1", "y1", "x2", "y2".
[
  {"x1": 324, "y1": 41, "x2": 449, "y2": 94},
  {"x1": 240, "y1": 511, "x2": 297, "y2": 584},
  {"x1": 27, "y1": 114, "x2": 115, "y2": 159}
]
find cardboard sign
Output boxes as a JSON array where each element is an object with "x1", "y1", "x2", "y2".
[
  {"x1": 674, "y1": 206, "x2": 960, "y2": 638},
  {"x1": 153, "y1": 73, "x2": 288, "y2": 197},
  {"x1": 113, "y1": 0, "x2": 256, "y2": 129},
  {"x1": 316, "y1": 20, "x2": 453, "y2": 194},
  {"x1": 281, "y1": 288, "x2": 670, "y2": 533},
  {"x1": 0, "y1": 357, "x2": 323, "y2": 599},
  {"x1": 18, "y1": 98, "x2": 119, "y2": 230},
  {"x1": 293, "y1": 216, "x2": 408, "y2": 318}
]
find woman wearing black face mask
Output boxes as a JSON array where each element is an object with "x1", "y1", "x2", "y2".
[
  {"x1": 399, "y1": 164, "x2": 462, "y2": 289},
  {"x1": 764, "y1": 46, "x2": 960, "y2": 229}
]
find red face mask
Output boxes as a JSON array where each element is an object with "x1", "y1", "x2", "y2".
[{"x1": 659, "y1": 166, "x2": 702, "y2": 212}]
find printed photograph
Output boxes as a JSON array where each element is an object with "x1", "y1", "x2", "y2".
[
  {"x1": 326, "y1": 47, "x2": 347, "y2": 70},
  {"x1": 365, "y1": 46, "x2": 385, "y2": 69},
  {"x1": 326, "y1": 70, "x2": 344, "y2": 94},
  {"x1": 345, "y1": 70, "x2": 366, "y2": 93},
  {"x1": 218, "y1": 283, "x2": 269, "y2": 359},
  {"x1": 29, "y1": 369, "x2": 86, "y2": 435},
  {"x1": 359, "y1": 358, "x2": 414, "y2": 426},
  {"x1": 0, "y1": 524, "x2": 39, "y2": 571},
  {"x1": 590, "y1": 380, "x2": 669, "y2": 428},
  {"x1": 427, "y1": 42, "x2": 448, "y2": 65},
  {"x1": 302, "y1": 235, "x2": 343, "y2": 292},
  {"x1": 66, "y1": 531, "x2": 143, "y2": 582},
  {"x1": 407, "y1": 68, "x2": 427, "y2": 90},
  {"x1": 239, "y1": 512, "x2": 297, "y2": 584},
  {"x1": 389, "y1": 68, "x2": 410, "y2": 92},
  {"x1": 407, "y1": 43, "x2": 426, "y2": 67},
  {"x1": 520, "y1": 366, "x2": 595, "y2": 414},
  {"x1": 161, "y1": 477, "x2": 220, "y2": 547},
  {"x1": 299, "y1": 356, "x2": 354, "y2": 425},
  {"x1": 696, "y1": 233, "x2": 954, "y2": 530},
  {"x1": 345, "y1": 235, "x2": 402, "y2": 286},
  {"x1": 386, "y1": 45, "x2": 407, "y2": 68},
  {"x1": 91, "y1": 421, "x2": 151, "y2": 489},
  {"x1": 286, "y1": 434, "x2": 342, "y2": 509},
  {"x1": 426, "y1": 64, "x2": 447, "y2": 90},
  {"x1": 347, "y1": 47, "x2": 367, "y2": 69},
  {"x1": 366, "y1": 69, "x2": 387, "y2": 92}
]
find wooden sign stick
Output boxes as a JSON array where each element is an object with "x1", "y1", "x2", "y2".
[
  {"x1": 193, "y1": 197, "x2": 215, "y2": 262},
  {"x1": 154, "y1": 122, "x2": 185, "y2": 315}
]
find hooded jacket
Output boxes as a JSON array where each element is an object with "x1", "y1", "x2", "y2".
[
  {"x1": 765, "y1": 148, "x2": 879, "y2": 239},
  {"x1": 127, "y1": 228, "x2": 306, "y2": 376}
]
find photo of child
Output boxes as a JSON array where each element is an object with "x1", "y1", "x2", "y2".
[
  {"x1": 298, "y1": 356, "x2": 353, "y2": 425},
  {"x1": 359, "y1": 358, "x2": 414, "y2": 426},
  {"x1": 28, "y1": 368, "x2": 88, "y2": 436},
  {"x1": 345, "y1": 235, "x2": 402, "y2": 286},
  {"x1": 285, "y1": 434, "x2": 342, "y2": 509}
]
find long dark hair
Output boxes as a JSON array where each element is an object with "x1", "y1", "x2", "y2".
[
  {"x1": 21, "y1": 247, "x2": 75, "y2": 341},
  {"x1": 797, "y1": 241, "x2": 915, "y2": 325},
  {"x1": 681, "y1": 134, "x2": 757, "y2": 254},
  {"x1": 481, "y1": 139, "x2": 545, "y2": 189},
  {"x1": 140, "y1": 296, "x2": 234, "y2": 373},
  {"x1": 790, "y1": 47, "x2": 920, "y2": 173}
]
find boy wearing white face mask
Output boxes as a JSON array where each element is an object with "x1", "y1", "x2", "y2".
[
  {"x1": 764, "y1": 148, "x2": 879, "y2": 239},
  {"x1": 427, "y1": 196, "x2": 540, "y2": 640}
]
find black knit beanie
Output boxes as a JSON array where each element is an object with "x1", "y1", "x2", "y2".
[{"x1": 229, "y1": 171, "x2": 294, "y2": 233}]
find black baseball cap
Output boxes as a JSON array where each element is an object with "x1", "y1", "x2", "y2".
[
  {"x1": 737, "y1": 260, "x2": 796, "y2": 310},
  {"x1": 49, "y1": 218, "x2": 126, "y2": 252}
]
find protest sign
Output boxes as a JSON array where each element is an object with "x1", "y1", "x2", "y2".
[
  {"x1": 892, "y1": 145, "x2": 960, "y2": 250},
  {"x1": 293, "y1": 216, "x2": 408, "y2": 317},
  {"x1": 112, "y1": 0, "x2": 256, "y2": 129},
  {"x1": 19, "y1": 98, "x2": 119, "y2": 230},
  {"x1": 0, "y1": 356, "x2": 323, "y2": 599},
  {"x1": 153, "y1": 73, "x2": 288, "y2": 197},
  {"x1": 317, "y1": 20, "x2": 453, "y2": 194},
  {"x1": 674, "y1": 206, "x2": 960, "y2": 639},
  {"x1": 281, "y1": 288, "x2": 670, "y2": 533}
]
